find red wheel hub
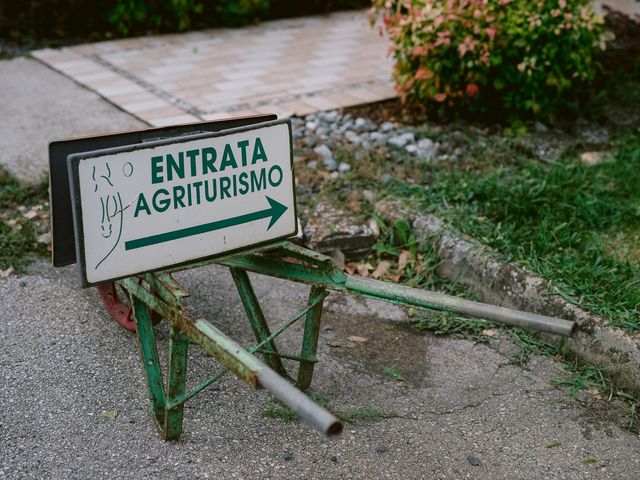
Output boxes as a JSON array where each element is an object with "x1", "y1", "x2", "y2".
[{"x1": 97, "y1": 282, "x2": 136, "y2": 331}]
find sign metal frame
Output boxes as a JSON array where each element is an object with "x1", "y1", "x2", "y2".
[{"x1": 49, "y1": 114, "x2": 277, "y2": 267}]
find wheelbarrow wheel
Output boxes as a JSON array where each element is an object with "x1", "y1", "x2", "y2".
[{"x1": 97, "y1": 281, "x2": 161, "y2": 331}]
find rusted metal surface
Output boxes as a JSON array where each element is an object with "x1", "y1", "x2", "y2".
[
  {"x1": 121, "y1": 271, "x2": 340, "y2": 437},
  {"x1": 109, "y1": 240, "x2": 575, "y2": 441},
  {"x1": 97, "y1": 282, "x2": 135, "y2": 331},
  {"x1": 297, "y1": 286, "x2": 327, "y2": 391}
]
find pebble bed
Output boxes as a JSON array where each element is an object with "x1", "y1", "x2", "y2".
[{"x1": 289, "y1": 110, "x2": 440, "y2": 175}]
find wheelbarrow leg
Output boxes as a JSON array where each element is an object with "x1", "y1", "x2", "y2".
[
  {"x1": 230, "y1": 267, "x2": 287, "y2": 377},
  {"x1": 131, "y1": 296, "x2": 165, "y2": 428},
  {"x1": 296, "y1": 286, "x2": 326, "y2": 391},
  {"x1": 164, "y1": 325, "x2": 189, "y2": 440}
]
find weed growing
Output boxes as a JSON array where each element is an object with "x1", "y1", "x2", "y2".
[{"x1": 0, "y1": 166, "x2": 49, "y2": 272}]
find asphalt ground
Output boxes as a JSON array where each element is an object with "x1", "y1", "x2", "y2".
[{"x1": 1, "y1": 56, "x2": 639, "y2": 479}]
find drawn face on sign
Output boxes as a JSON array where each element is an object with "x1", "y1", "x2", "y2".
[{"x1": 91, "y1": 162, "x2": 126, "y2": 270}]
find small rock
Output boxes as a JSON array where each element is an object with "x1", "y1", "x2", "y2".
[
  {"x1": 344, "y1": 130, "x2": 361, "y2": 145},
  {"x1": 380, "y1": 173, "x2": 393, "y2": 185},
  {"x1": 380, "y1": 121, "x2": 395, "y2": 132},
  {"x1": 467, "y1": 455, "x2": 480, "y2": 466},
  {"x1": 347, "y1": 335, "x2": 368, "y2": 343},
  {"x1": 417, "y1": 138, "x2": 436, "y2": 152},
  {"x1": 305, "y1": 120, "x2": 318, "y2": 132},
  {"x1": 575, "y1": 122, "x2": 610, "y2": 146},
  {"x1": 534, "y1": 121, "x2": 549, "y2": 133},
  {"x1": 37, "y1": 232, "x2": 51, "y2": 244},
  {"x1": 282, "y1": 451, "x2": 293, "y2": 461},
  {"x1": 388, "y1": 132, "x2": 415, "y2": 149},
  {"x1": 0, "y1": 267, "x2": 15, "y2": 279},
  {"x1": 307, "y1": 160, "x2": 318, "y2": 170},
  {"x1": 580, "y1": 151, "x2": 606, "y2": 166},
  {"x1": 330, "y1": 455, "x2": 338, "y2": 463},
  {"x1": 370, "y1": 131, "x2": 384, "y2": 144},
  {"x1": 362, "y1": 189, "x2": 375, "y2": 204},
  {"x1": 340, "y1": 120, "x2": 354, "y2": 132},
  {"x1": 316, "y1": 126, "x2": 329, "y2": 137},
  {"x1": 314, "y1": 144, "x2": 333, "y2": 159},
  {"x1": 338, "y1": 162, "x2": 351, "y2": 173},
  {"x1": 354, "y1": 117, "x2": 375, "y2": 133},
  {"x1": 321, "y1": 110, "x2": 339, "y2": 123},
  {"x1": 376, "y1": 444, "x2": 386, "y2": 453},
  {"x1": 303, "y1": 135, "x2": 318, "y2": 148},
  {"x1": 323, "y1": 157, "x2": 338, "y2": 172},
  {"x1": 405, "y1": 144, "x2": 419, "y2": 155},
  {"x1": 354, "y1": 117, "x2": 368, "y2": 131}
]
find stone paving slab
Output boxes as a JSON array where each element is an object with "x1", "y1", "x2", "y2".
[
  {"x1": 32, "y1": 11, "x2": 396, "y2": 127},
  {"x1": 0, "y1": 57, "x2": 145, "y2": 182}
]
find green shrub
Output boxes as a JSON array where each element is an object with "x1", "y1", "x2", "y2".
[
  {"x1": 371, "y1": 0, "x2": 607, "y2": 120},
  {"x1": 106, "y1": 0, "x2": 270, "y2": 36}
]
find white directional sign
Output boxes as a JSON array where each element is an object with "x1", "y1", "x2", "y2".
[{"x1": 68, "y1": 119, "x2": 296, "y2": 286}]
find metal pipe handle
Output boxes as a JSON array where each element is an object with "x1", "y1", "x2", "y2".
[{"x1": 346, "y1": 276, "x2": 576, "y2": 337}]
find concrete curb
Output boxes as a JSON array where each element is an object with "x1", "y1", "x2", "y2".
[{"x1": 411, "y1": 214, "x2": 640, "y2": 395}]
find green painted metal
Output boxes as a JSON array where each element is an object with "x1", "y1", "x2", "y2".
[
  {"x1": 255, "y1": 349, "x2": 318, "y2": 363},
  {"x1": 131, "y1": 295, "x2": 166, "y2": 429},
  {"x1": 164, "y1": 326, "x2": 189, "y2": 439},
  {"x1": 297, "y1": 286, "x2": 327, "y2": 391},
  {"x1": 220, "y1": 253, "x2": 347, "y2": 288},
  {"x1": 345, "y1": 276, "x2": 575, "y2": 336},
  {"x1": 116, "y1": 240, "x2": 575, "y2": 440},
  {"x1": 190, "y1": 319, "x2": 264, "y2": 387},
  {"x1": 230, "y1": 267, "x2": 286, "y2": 375},
  {"x1": 163, "y1": 286, "x2": 326, "y2": 410}
]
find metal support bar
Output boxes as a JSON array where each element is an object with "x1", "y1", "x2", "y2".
[
  {"x1": 255, "y1": 349, "x2": 318, "y2": 363},
  {"x1": 131, "y1": 295, "x2": 165, "y2": 428},
  {"x1": 164, "y1": 325, "x2": 189, "y2": 439},
  {"x1": 257, "y1": 368, "x2": 341, "y2": 436},
  {"x1": 221, "y1": 244, "x2": 575, "y2": 337},
  {"x1": 345, "y1": 276, "x2": 576, "y2": 337},
  {"x1": 230, "y1": 267, "x2": 286, "y2": 375},
  {"x1": 297, "y1": 286, "x2": 327, "y2": 390},
  {"x1": 167, "y1": 295, "x2": 326, "y2": 409},
  {"x1": 122, "y1": 276, "x2": 341, "y2": 435}
]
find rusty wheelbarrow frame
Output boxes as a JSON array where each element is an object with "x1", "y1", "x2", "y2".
[{"x1": 110, "y1": 239, "x2": 575, "y2": 440}]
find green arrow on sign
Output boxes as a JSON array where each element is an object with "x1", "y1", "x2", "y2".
[{"x1": 124, "y1": 196, "x2": 288, "y2": 251}]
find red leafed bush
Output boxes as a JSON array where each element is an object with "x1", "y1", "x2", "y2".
[{"x1": 371, "y1": 0, "x2": 608, "y2": 120}]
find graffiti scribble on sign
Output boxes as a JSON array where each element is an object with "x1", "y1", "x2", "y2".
[{"x1": 92, "y1": 163, "x2": 124, "y2": 270}]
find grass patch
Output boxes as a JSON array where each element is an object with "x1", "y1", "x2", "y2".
[
  {"x1": 389, "y1": 134, "x2": 640, "y2": 330},
  {"x1": 416, "y1": 312, "x2": 495, "y2": 344},
  {"x1": 381, "y1": 366, "x2": 405, "y2": 382},
  {"x1": 0, "y1": 166, "x2": 50, "y2": 272}
]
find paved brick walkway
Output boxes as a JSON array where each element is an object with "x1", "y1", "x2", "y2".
[{"x1": 33, "y1": 10, "x2": 395, "y2": 127}]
